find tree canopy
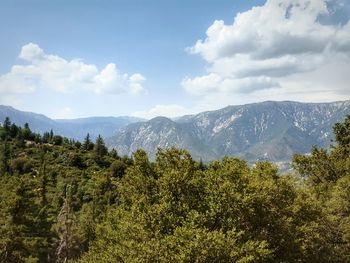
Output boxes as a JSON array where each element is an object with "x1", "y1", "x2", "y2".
[{"x1": 0, "y1": 116, "x2": 349, "y2": 262}]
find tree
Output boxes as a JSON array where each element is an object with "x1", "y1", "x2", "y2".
[
  {"x1": 22, "y1": 122, "x2": 34, "y2": 140},
  {"x1": 77, "y1": 149, "x2": 272, "y2": 262},
  {"x1": 293, "y1": 116, "x2": 350, "y2": 187},
  {"x1": 3, "y1": 117, "x2": 11, "y2": 134},
  {"x1": 0, "y1": 140, "x2": 10, "y2": 175},
  {"x1": 110, "y1": 159, "x2": 127, "y2": 178},
  {"x1": 0, "y1": 176, "x2": 39, "y2": 262},
  {"x1": 42, "y1": 132, "x2": 50, "y2": 143},
  {"x1": 109, "y1": 148, "x2": 118, "y2": 159},
  {"x1": 333, "y1": 115, "x2": 350, "y2": 147},
  {"x1": 75, "y1": 141, "x2": 82, "y2": 149},
  {"x1": 55, "y1": 185, "x2": 81, "y2": 262},
  {"x1": 83, "y1": 134, "x2": 93, "y2": 151},
  {"x1": 52, "y1": 135, "x2": 63, "y2": 146},
  {"x1": 93, "y1": 135, "x2": 107, "y2": 164},
  {"x1": 9, "y1": 124, "x2": 19, "y2": 138},
  {"x1": 293, "y1": 116, "x2": 350, "y2": 261},
  {"x1": 50, "y1": 129, "x2": 54, "y2": 140}
]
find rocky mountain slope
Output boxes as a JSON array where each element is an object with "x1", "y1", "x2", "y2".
[{"x1": 107, "y1": 100, "x2": 350, "y2": 162}]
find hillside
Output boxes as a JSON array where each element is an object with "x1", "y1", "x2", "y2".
[{"x1": 1, "y1": 115, "x2": 349, "y2": 262}]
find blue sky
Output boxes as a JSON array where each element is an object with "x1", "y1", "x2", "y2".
[{"x1": 0, "y1": 0, "x2": 349, "y2": 119}]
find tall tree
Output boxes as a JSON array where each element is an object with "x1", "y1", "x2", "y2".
[
  {"x1": 0, "y1": 140, "x2": 10, "y2": 175},
  {"x1": 3, "y1": 117, "x2": 11, "y2": 134},
  {"x1": 56, "y1": 185, "x2": 81, "y2": 262},
  {"x1": 82, "y1": 134, "x2": 92, "y2": 151},
  {"x1": 93, "y1": 135, "x2": 107, "y2": 164}
]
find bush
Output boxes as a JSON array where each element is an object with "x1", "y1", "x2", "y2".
[{"x1": 10, "y1": 157, "x2": 33, "y2": 174}]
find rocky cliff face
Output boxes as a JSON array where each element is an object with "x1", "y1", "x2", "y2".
[{"x1": 107, "y1": 100, "x2": 350, "y2": 162}]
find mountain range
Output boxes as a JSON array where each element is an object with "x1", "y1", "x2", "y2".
[
  {"x1": 107, "y1": 100, "x2": 350, "y2": 163},
  {"x1": 0, "y1": 105, "x2": 142, "y2": 141},
  {"x1": 1, "y1": 100, "x2": 349, "y2": 163}
]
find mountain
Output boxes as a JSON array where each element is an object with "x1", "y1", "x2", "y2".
[
  {"x1": 2, "y1": 101, "x2": 350, "y2": 163},
  {"x1": 0, "y1": 105, "x2": 143, "y2": 140},
  {"x1": 54, "y1": 116, "x2": 143, "y2": 140},
  {"x1": 0, "y1": 105, "x2": 61, "y2": 133},
  {"x1": 108, "y1": 116, "x2": 217, "y2": 160},
  {"x1": 106, "y1": 100, "x2": 350, "y2": 163}
]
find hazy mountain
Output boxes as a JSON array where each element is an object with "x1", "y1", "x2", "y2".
[
  {"x1": 107, "y1": 100, "x2": 350, "y2": 162},
  {"x1": 0, "y1": 105, "x2": 61, "y2": 133},
  {"x1": 0, "y1": 105, "x2": 143, "y2": 140},
  {"x1": 54, "y1": 116, "x2": 143, "y2": 140}
]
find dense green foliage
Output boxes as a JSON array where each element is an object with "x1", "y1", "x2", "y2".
[
  {"x1": 0, "y1": 119, "x2": 131, "y2": 262},
  {"x1": 0, "y1": 116, "x2": 349, "y2": 262}
]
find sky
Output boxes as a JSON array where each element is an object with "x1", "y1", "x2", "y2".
[{"x1": 0, "y1": 0, "x2": 349, "y2": 119}]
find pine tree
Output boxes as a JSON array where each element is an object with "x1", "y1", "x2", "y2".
[
  {"x1": 0, "y1": 140, "x2": 10, "y2": 175},
  {"x1": 22, "y1": 122, "x2": 33, "y2": 140},
  {"x1": 109, "y1": 148, "x2": 118, "y2": 159},
  {"x1": 56, "y1": 185, "x2": 80, "y2": 262},
  {"x1": 3, "y1": 117, "x2": 11, "y2": 134},
  {"x1": 50, "y1": 129, "x2": 54, "y2": 141},
  {"x1": 93, "y1": 135, "x2": 107, "y2": 164},
  {"x1": 9, "y1": 123, "x2": 19, "y2": 138},
  {"x1": 83, "y1": 133, "x2": 92, "y2": 151}
]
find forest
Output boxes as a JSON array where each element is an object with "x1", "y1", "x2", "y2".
[{"x1": 0, "y1": 115, "x2": 349, "y2": 263}]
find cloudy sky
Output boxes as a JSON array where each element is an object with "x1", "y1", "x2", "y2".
[{"x1": 0, "y1": 0, "x2": 349, "y2": 119}]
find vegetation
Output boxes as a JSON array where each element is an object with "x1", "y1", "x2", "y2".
[{"x1": 0, "y1": 116, "x2": 349, "y2": 262}]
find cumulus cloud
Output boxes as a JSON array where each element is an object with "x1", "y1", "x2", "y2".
[
  {"x1": 133, "y1": 104, "x2": 193, "y2": 119},
  {"x1": 184, "y1": 0, "x2": 350, "y2": 99},
  {"x1": 182, "y1": 74, "x2": 280, "y2": 95},
  {"x1": 190, "y1": 0, "x2": 349, "y2": 61},
  {"x1": 0, "y1": 43, "x2": 146, "y2": 95},
  {"x1": 19, "y1": 42, "x2": 45, "y2": 61}
]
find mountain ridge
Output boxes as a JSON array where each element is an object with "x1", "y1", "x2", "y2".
[
  {"x1": 0, "y1": 105, "x2": 144, "y2": 140},
  {"x1": 1, "y1": 100, "x2": 350, "y2": 163},
  {"x1": 107, "y1": 100, "x2": 350, "y2": 163}
]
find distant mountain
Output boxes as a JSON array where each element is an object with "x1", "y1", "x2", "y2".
[
  {"x1": 54, "y1": 116, "x2": 143, "y2": 140},
  {"x1": 0, "y1": 105, "x2": 61, "y2": 133},
  {"x1": 106, "y1": 100, "x2": 350, "y2": 163},
  {"x1": 0, "y1": 105, "x2": 143, "y2": 140}
]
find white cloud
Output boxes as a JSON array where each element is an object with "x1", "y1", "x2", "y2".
[
  {"x1": 182, "y1": 73, "x2": 223, "y2": 95},
  {"x1": 184, "y1": 0, "x2": 350, "y2": 100},
  {"x1": 0, "y1": 43, "x2": 146, "y2": 95},
  {"x1": 128, "y1": 74, "x2": 146, "y2": 94},
  {"x1": 182, "y1": 73, "x2": 280, "y2": 95},
  {"x1": 190, "y1": 0, "x2": 347, "y2": 61},
  {"x1": 133, "y1": 104, "x2": 193, "y2": 119},
  {"x1": 19, "y1": 43, "x2": 45, "y2": 61}
]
